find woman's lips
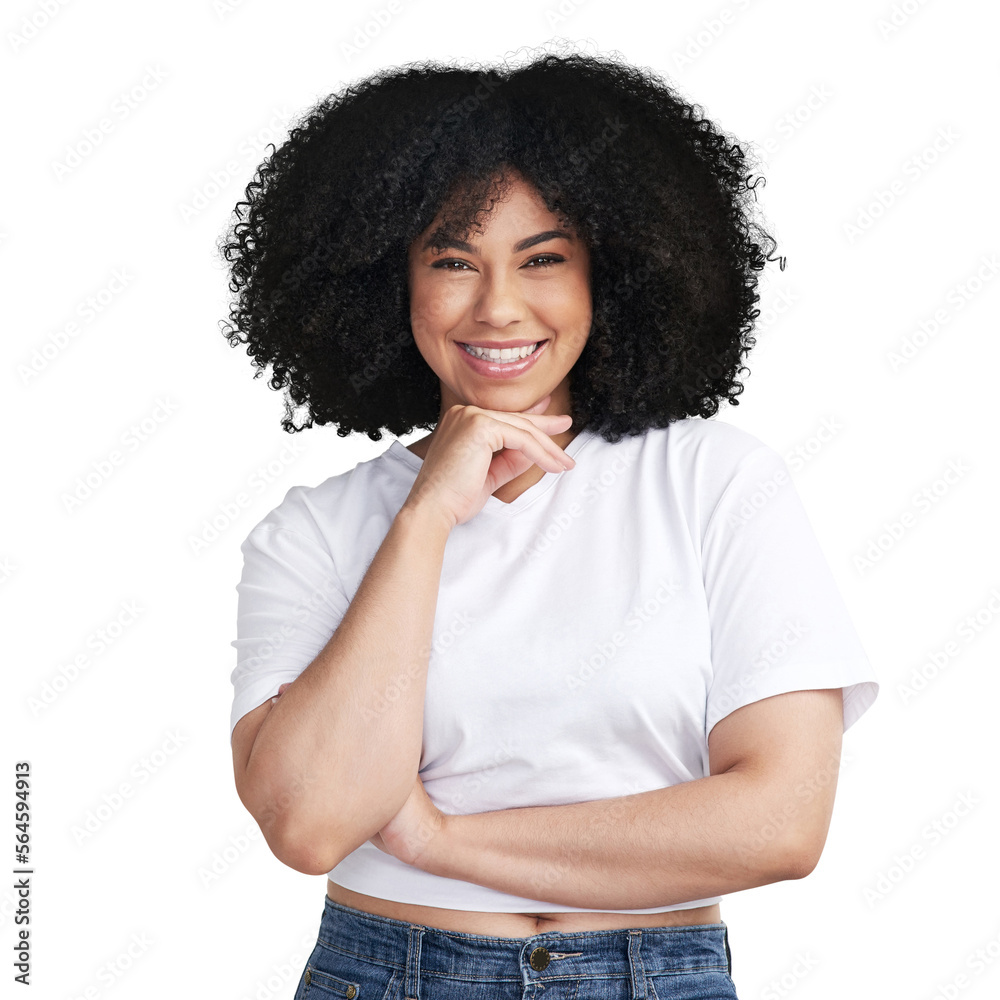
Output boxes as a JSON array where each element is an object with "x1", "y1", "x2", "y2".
[{"x1": 456, "y1": 339, "x2": 548, "y2": 379}]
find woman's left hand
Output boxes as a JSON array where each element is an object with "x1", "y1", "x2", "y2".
[{"x1": 369, "y1": 774, "x2": 446, "y2": 869}]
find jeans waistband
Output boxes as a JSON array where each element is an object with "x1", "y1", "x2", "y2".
[{"x1": 316, "y1": 896, "x2": 732, "y2": 991}]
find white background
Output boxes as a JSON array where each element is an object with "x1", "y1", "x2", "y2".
[{"x1": 4, "y1": 0, "x2": 999, "y2": 997}]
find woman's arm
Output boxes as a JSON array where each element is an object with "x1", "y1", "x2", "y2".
[
  {"x1": 400, "y1": 689, "x2": 845, "y2": 909},
  {"x1": 233, "y1": 400, "x2": 575, "y2": 877},
  {"x1": 232, "y1": 498, "x2": 454, "y2": 876}
]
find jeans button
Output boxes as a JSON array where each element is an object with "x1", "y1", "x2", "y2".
[
  {"x1": 304, "y1": 969, "x2": 311, "y2": 986},
  {"x1": 346, "y1": 987, "x2": 356, "y2": 998},
  {"x1": 529, "y1": 947, "x2": 551, "y2": 971}
]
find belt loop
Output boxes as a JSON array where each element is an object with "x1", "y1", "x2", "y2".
[
  {"x1": 627, "y1": 929, "x2": 648, "y2": 1000},
  {"x1": 723, "y1": 925, "x2": 732, "y2": 976},
  {"x1": 404, "y1": 925, "x2": 425, "y2": 1000}
]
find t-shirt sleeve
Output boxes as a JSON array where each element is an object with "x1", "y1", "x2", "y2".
[
  {"x1": 702, "y1": 443, "x2": 879, "y2": 740},
  {"x1": 229, "y1": 520, "x2": 351, "y2": 743}
]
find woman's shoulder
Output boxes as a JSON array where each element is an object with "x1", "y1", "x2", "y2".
[
  {"x1": 239, "y1": 441, "x2": 407, "y2": 543},
  {"x1": 638, "y1": 417, "x2": 779, "y2": 468}
]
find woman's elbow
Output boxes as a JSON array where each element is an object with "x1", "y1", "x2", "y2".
[
  {"x1": 234, "y1": 770, "x2": 346, "y2": 876},
  {"x1": 262, "y1": 819, "x2": 347, "y2": 877},
  {"x1": 780, "y1": 828, "x2": 827, "y2": 881},
  {"x1": 273, "y1": 835, "x2": 341, "y2": 877}
]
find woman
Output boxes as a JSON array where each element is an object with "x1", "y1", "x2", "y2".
[{"x1": 223, "y1": 50, "x2": 879, "y2": 1000}]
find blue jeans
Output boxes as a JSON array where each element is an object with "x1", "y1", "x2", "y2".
[{"x1": 293, "y1": 896, "x2": 739, "y2": 999}]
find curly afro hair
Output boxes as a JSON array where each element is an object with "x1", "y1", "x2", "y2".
[{"x1": 218, "y1": 48, "x2": 782, "y2": 443}]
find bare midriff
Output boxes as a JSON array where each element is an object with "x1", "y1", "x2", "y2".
[{"x1": 327, "y1": 880, "x2": 721, "y2": 937}]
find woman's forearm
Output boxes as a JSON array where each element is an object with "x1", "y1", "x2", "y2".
[
  {"x1": 420, "y1": 772, "x2": 812, "y2": 910},
  {"x1": 242, "y1": 499, "x2": 453, "y2": 874}
]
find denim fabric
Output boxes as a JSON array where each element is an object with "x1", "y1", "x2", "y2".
[{"x1": 293, "y1": 896, "x2": 739, "y2": 1000}]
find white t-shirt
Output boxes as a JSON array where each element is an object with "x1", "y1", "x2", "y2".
[{"x1": 229, "y1": 417, "x2": 879, "y2": 913}]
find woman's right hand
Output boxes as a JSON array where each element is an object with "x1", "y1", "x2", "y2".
[{"x1": 403, "y1": 394, "x2": 576, "y2": 529}]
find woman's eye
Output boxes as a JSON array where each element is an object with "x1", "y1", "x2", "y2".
[
  {"x1": 431, "y1": 255, "x2": 565, "y2": 271},
  {"x1": 524, "y1": 254, "x2": 564, "y2": 268}
]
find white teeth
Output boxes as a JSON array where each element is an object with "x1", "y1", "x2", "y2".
[{"x1": 463, "y1": 342, "x2": 540, "y2": 361}]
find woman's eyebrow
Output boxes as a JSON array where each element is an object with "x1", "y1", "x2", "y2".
[
  {"x1": 512, "y1": 229, "x2": 575, "y2": 252},
  {"x1": 420, "y1": 229, "x2": 575, "y2": 253}
]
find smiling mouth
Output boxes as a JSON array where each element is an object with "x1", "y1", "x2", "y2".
[{"x1": 459, "y1": 341, "x2": 545, "y2": 362}]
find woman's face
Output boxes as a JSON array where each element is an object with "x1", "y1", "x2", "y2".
[{"x1": 407, "y1": 174, "x2": 592, "y2": 421}]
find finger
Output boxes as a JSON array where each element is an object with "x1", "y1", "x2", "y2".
[
  {"x1": 493, "y1": 420, "x2": 575, "y2": 473},
  {"x1": 507, "y1": 416, "x2": 576, "y2": 470}
]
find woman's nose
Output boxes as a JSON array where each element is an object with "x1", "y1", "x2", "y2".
[{"x1": 471, "y1": 272, "x2": 528, "y2": 327}]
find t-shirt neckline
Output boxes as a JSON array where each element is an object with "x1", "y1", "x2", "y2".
[{"x1": 385, "y1": 427, "x2": 596, "y2": 517}]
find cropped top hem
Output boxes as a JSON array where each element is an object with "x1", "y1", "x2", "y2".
[{"x1": 326, "y1": 875, "x2": 723, "y2": 914}]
